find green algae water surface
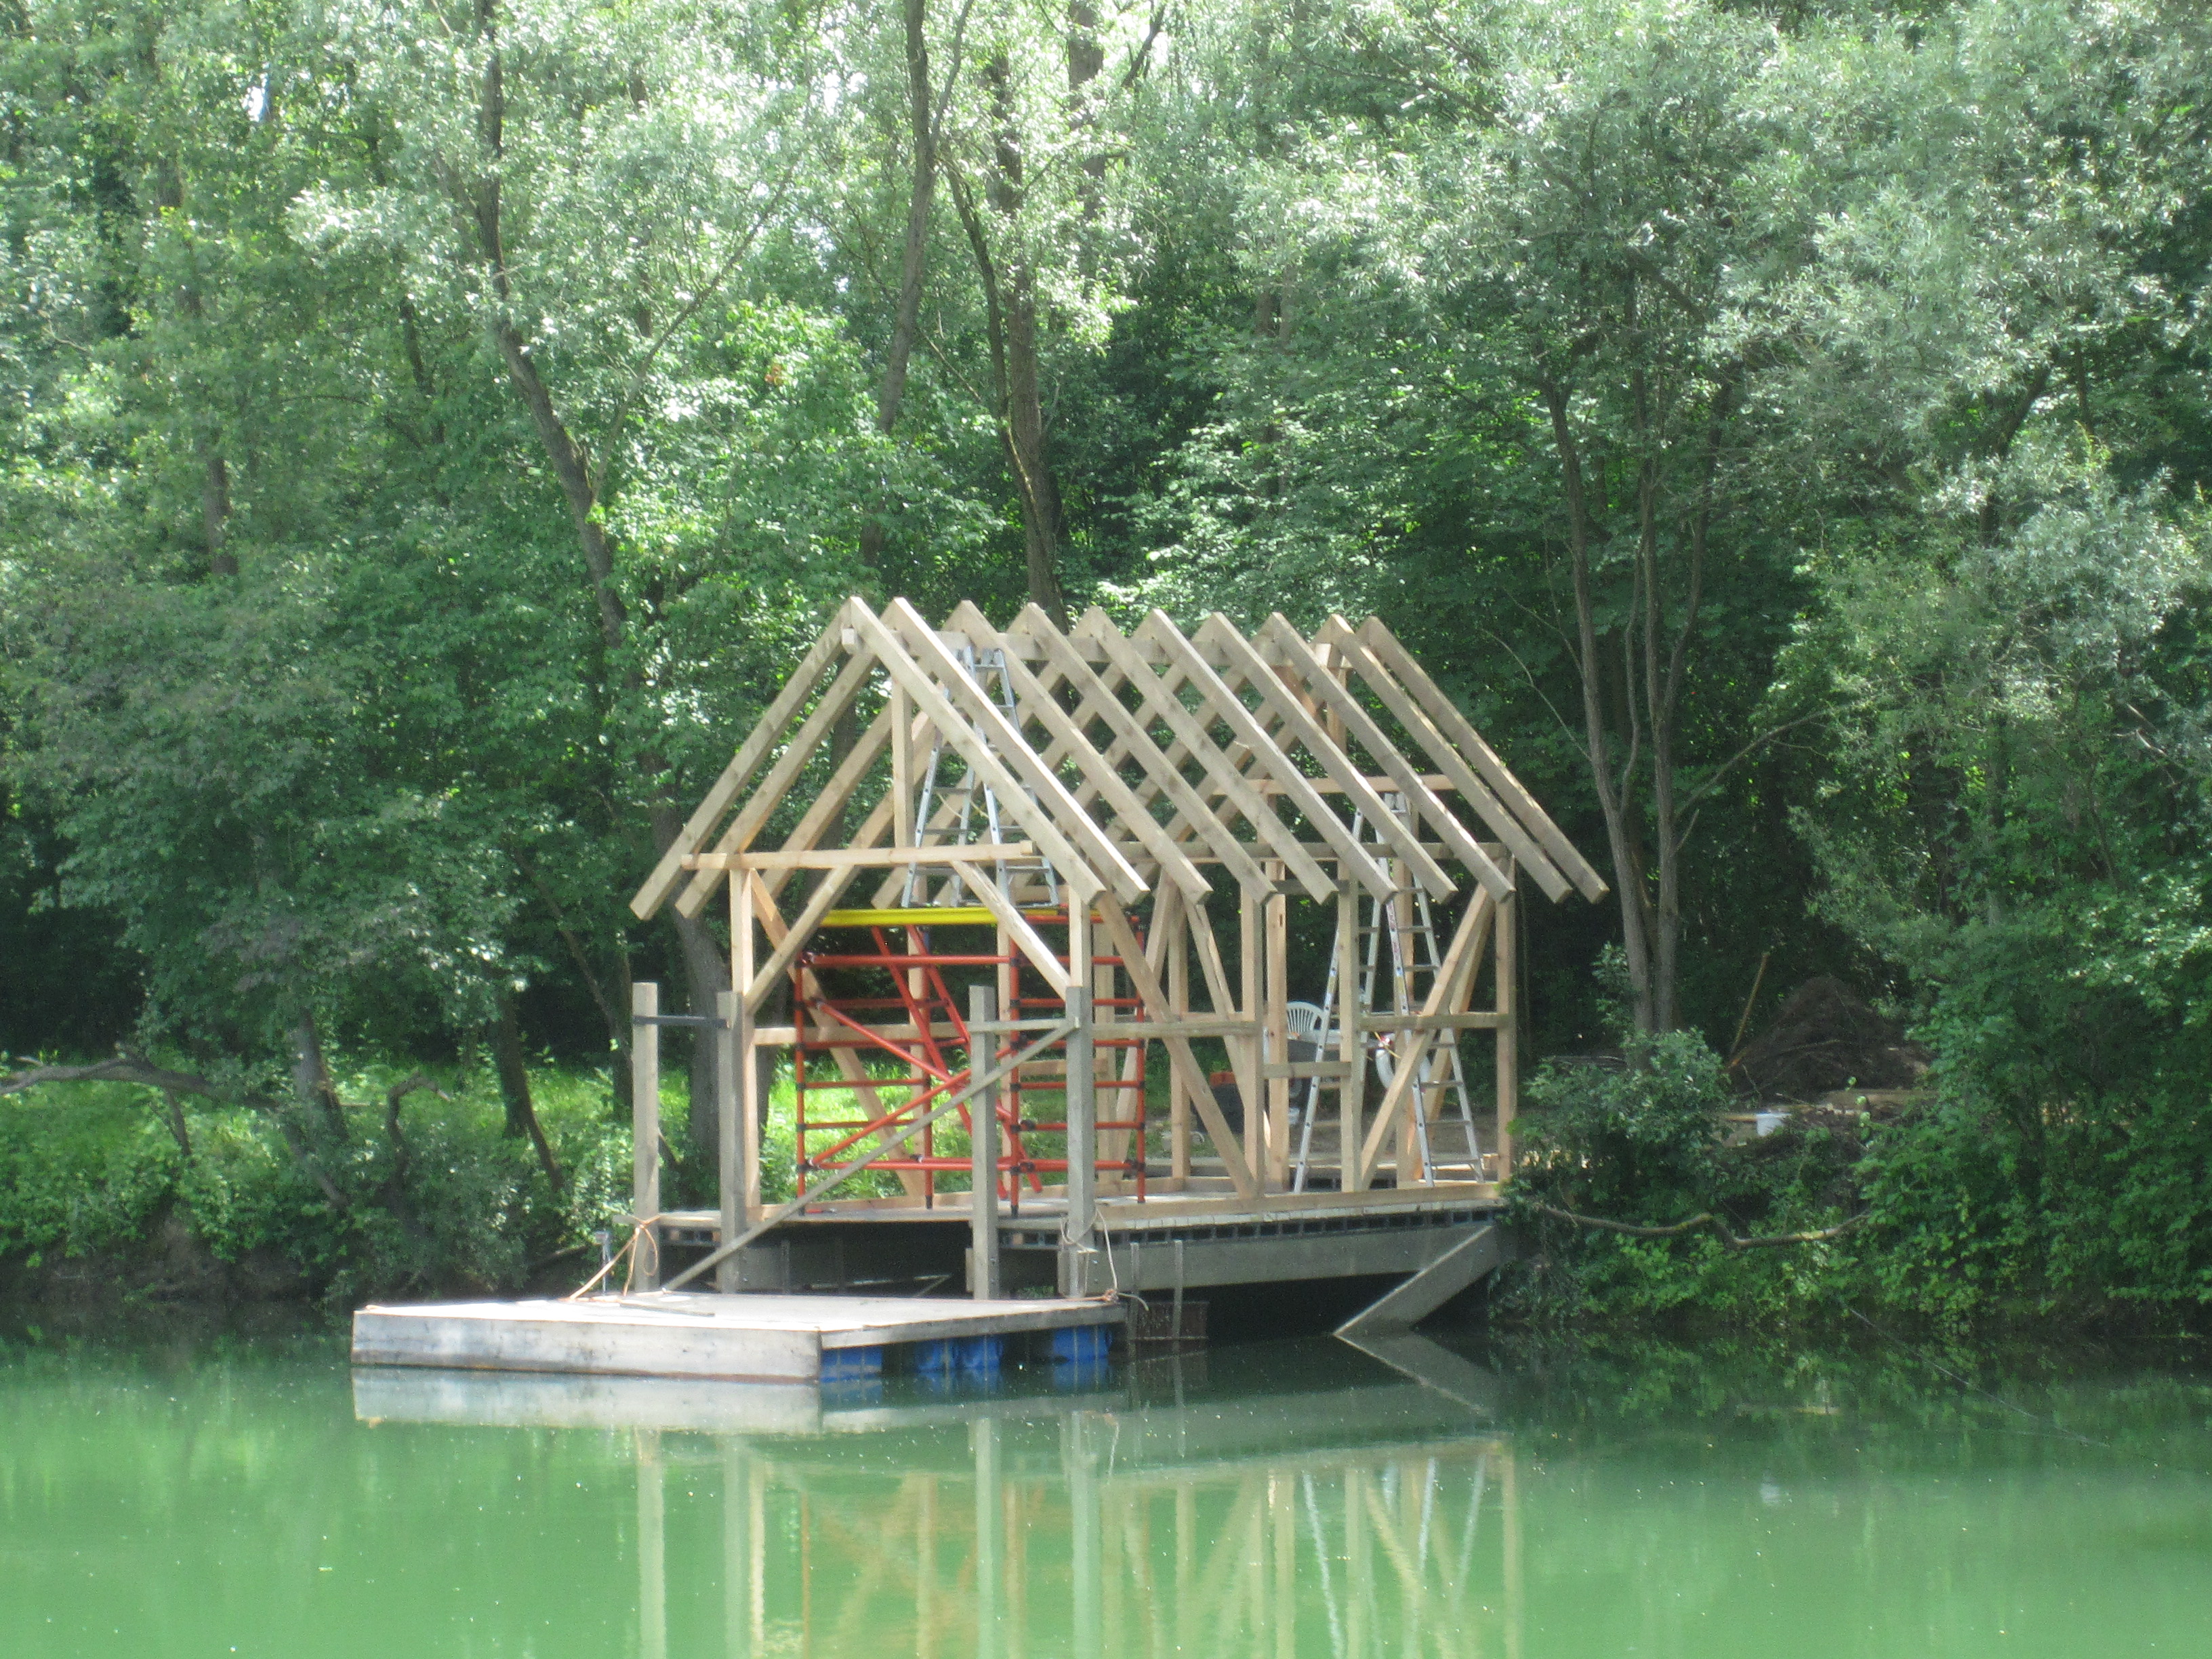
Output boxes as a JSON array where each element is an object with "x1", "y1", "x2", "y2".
[{"x1": 3, "y1": 1324, "x2": 2209, "y2": 1658}]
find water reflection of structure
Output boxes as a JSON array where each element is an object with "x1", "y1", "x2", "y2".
[{"x1": 354, "y1": 1337, "x2": 1522, "y2": 1659}]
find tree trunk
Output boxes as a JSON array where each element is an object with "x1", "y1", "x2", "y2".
[
  {"x1": 972, "y1": 49, "x2": 1073, "y2": 626},
  {"x1": 1544, "y1": 377, "x2": 1659, "y2": 1034},
  {"x1": 469, "y1": 5, "x2": 628, "y2": 651},
  {"x1": 150, "y1": 159, "x2": 237, "y2": 580},
  {"x1": 858, "y1": 0, "x2": 941, "y2": 575},
  {"x1": 492, "y1": 989, "x2": 565, "y2": 1193},
  {"x1": 290, "y1": 1012, "x2": 348, "y2": 1143},
  {"x1": 199, "y1": 445, "x2": 235, "y2": 577},
  {"x1": 466, "y1": 5, "x2": 728, "y2": 1166},
  {"x1": 1002, "y1": 275, "x2": 1069, "y2": 623}
]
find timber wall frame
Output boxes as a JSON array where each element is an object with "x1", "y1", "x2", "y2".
[{"x1": 628, "y1": 598, "x2": 1603, "y2": 1283}]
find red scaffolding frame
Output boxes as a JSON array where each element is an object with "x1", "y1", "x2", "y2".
[{"x1": 790, "y1": 909, "x2": 1149, "y2": 1207}]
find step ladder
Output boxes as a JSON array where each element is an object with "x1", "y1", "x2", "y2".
[
  {"x1": 1292, "y1": 793, "x2": 1482, "y2": 1191},
  {"x1": 901, "y1": 644, "x2": 1059, "y2": 909}
]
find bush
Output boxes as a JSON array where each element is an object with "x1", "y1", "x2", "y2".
[
  {"x1": 0, "y1": 1059, "x2": 636, "y2": 1302},
  {"x1": 1501, "y1": 1028, "x2": 1868, "y2": 1327}
]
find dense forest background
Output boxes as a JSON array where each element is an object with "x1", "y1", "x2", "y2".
[{"x1": 3, "y1": 0, "x2": 2211, "y2": 1319}]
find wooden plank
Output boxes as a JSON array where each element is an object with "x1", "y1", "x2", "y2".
[
  {"x1": 1075, "y1": 609, "x2": 1336, "y2": 901},
  {"x1": 630, "y1": 614, "x2": 850, "y2": 920},
  {"x1": 1092, "y1": 893, "x2": 1261, "y2": 1200},
  {"x1": 631, "y1": 981, "x2": 661, "y2": 1290},
  {"x1": 720, "y1": 1179, "x2": 1500, "y2": 1227},
  {"x1": 968, "y1": 875, "x2": 1073, "y2": 996},
  {"x1": 1136, "y1": 611, "x2": 1396, "y2": 902},
  {"x1": 1197, "y1": 613, "x2": 1456, "y2": 899},
  {"x1": 848, "y1": 602, "x2": 1107, "y2": 903},
  {"x1": 1016, "y1": 605, "x2": 1274, "y2": 892},
  {"x1": 1335, "y1": 880, "x2": 1362, "y2": 1191},
  {"x1": 1165, "y1": 885, "x2": 1191, "y2": 1181},
  {"x1": 1265, "y1": 881, "x2": 1290, "y2": 1188},
  {"x1": 1237, "y1": 880, "x2": 1266, "y2": 1181},
  {"x1": 748, "y1": 705, "x2": 897, "y2": 907},
  {"x1": 1142, "y1": 1017, "x2": 1263, "y2": 1039},
  {"x1": 1256, "y1": 614, "x2": 1512, "y2": 902},
  {"x1": 1353, "y1": 893, "x2": 1492, "y2": 1188},
  {"x1": 734, "y1": 878, "x2": 760, "y2": 1218},
  {"x1": 1308, "y1": 617, "x2": 1568, "y2": 903},
  {"x1": 1187, "y1": 895, "x2": 1240, "y2": 1019},
  {"x1": 741, "y1": 794, "x2": 895, "y2": 1011},
  {"x1": 691, "y1": 844, "x2": 1036, "y2": 870},
  {"x1": 945, "y1": 601, "x2": 1214, "y2": 902},
  {"x1": 1354, "y1": 615, "x2": 1607, "y2": 901},
  {"x1": 1359, "y1": 1012, "x2": 1511, "y2": 1031},
  {"x1": 676, "y1": 644, "x2": 879, "y2": 906},
  {"x1": 891, "y1": 681, "x2": 914, "y2": 846},
  {"x1": 1496, "y1": 880, "x2": 1517, "y2": 1179},
  {"x1": 883, "y1": 598, "x2": 1146, "y2": 903}
]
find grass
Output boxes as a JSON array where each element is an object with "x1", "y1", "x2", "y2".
[{"x1": 0, "y1": 1044, "x2": 1201, "y2": 1300}]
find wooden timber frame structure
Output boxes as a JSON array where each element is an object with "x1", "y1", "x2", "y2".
[{"x1": 626, "y1": 597, "x2": 1603, "y2": 1303}]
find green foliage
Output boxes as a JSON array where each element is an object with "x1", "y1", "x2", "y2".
[
  {"x1": 0, "y1": 1061, "x2": 634, "y2": 1300},
  {"x1": 1507, "y1": 1027, "x2": 1847, "y2": 1324},
  {"x1": 1, "y1": 0, "x2": 2211, "y2": 1323},
  {"x1": 0, "y1": 1082, "x2": 182, "y2": 1265}
]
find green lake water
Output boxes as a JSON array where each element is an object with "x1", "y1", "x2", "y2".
[{"x1": 3, "y1": 1320, "x2": 2209, "y2": 1658}]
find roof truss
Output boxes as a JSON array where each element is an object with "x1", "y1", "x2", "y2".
[{"x1": 632, "y1": 598, "x2": 1603, "y2": 922}]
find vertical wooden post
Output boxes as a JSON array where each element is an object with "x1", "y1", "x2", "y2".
[
  {"x1": 891, "y1": 685, "x2": 915, "y2": 845},
  {"x1": 735, "y1": 875, "x2": 761, "y2": 1218},
  {"x1": 1064, "y1": 984, "x2": 1097, "y2": 1273},
  {"x1": 1166, "y1": 891, "x2": 1191, "y2": 1183},
  {"x1": 1391, "y1": 877, "x2": 1421, "y2": 1188},
  {"x1": 996, "y1": 919, "x2": 1017, "y2": 1189},
  {"x1": 1094, "y1": 942, "x2": 1123, "y2": 1172},
  {"x1": 968, "y1": 984, "x2": 1000, "y2": 1300},
  {"x1": 1495, "y1": 865, "x2": 1517, "y2": 1183},
  {"x1": 716, "y1": 989, "x2": 741, "y2": 1294},
  {"x1": 1064, "y1": 903, "x2": 1097, "y2": 1284},
  {"x1": 630, "y1": 981, "x2": 660, "y2": 1290},
  {"x1": 1336, "y1": 880, "x2": 1363, "y2": 1191},
  {"x1": 1237, "y1": 882, "x2": 1265, "y2": 1185},
  {"x1": 1264, "y1": 886, "x2": 1290, "y2": 1189}
]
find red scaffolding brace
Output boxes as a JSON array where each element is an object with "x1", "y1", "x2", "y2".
[{"x1": 790, "y1": 909, "x2": 1148, "y2": 1207}]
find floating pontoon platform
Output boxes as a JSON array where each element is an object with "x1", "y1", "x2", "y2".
[{"x1": 350, "y1": 1291, "x2": 1121, "y2": 1384}]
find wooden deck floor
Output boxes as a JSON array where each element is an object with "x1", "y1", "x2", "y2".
[
  {"x1": 657, "y1": 1179, "x2": 1504, "y2": 1237},
  {"x1": 351, "y1": 1292, "x2": 1121, "y2": 1384}
]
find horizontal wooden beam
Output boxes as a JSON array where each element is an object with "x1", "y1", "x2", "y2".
[
  {"x1": 1359, "y1": 1012, "x2": 1511, "y2": 1031},
  {"x1": 1141, "y1": 1018, "x2": 1264, "y2": 1040},
  {"x1": 687, "y1": 844, "x2": 1036, "y2": 871}
]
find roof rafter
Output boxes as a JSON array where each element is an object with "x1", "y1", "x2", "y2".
[{"x1": 628, "y1": 600, "x2": 1603, "y2": 927}]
